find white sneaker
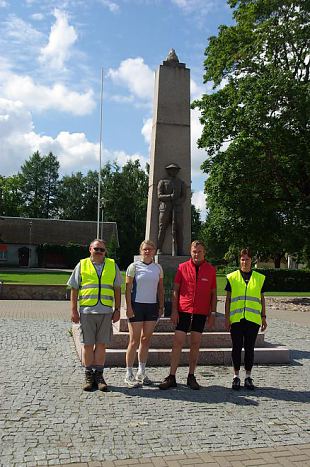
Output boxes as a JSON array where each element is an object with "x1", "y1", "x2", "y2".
[
  {"x1": 124, "y1": 374, "x2": 140, "y2": 388},
  {"x1": 136, "y1": 372, "x2": 152, "y2": 386}
]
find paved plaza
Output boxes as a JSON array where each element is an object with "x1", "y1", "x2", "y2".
[{"x1": 0, "y1": 299, "x2": 309, "y2": 466}]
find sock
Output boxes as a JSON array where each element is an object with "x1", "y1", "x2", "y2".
[
  {"x1": 85, "y1": 366, "x2": 93, "y2": 372},
  {"x1": 245, "y1": 372, "x2": 251, "y2": 378},
  {"x1": 93, "y1": 365, "x2": 104, "y2": 372},
  {"x1": 233, "y1": 373, "x2": 240, "y2": 379},
  {"x1": 126, "y1": 367, "x2": 134, "y2": 378},
  {"x1": 138, "y1": 362, "x2": 146, "y2": 374}
]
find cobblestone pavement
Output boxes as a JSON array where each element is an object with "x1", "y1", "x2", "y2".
[{"x1": 0, "y1": 299, "x2": 309, "y2": 466}]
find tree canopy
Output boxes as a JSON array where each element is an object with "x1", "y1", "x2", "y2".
[{"x1": 193, "y1": 0, "x2": 310, "y2": 265}]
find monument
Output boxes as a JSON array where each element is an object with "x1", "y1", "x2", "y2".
[{"x1": 145, "y1": 49, "x2": 191, "y2": 268}]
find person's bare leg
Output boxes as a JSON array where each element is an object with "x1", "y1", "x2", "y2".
[
  {"x1": 189, "y1": 331, "x2": 202, "y2": 374},
  {"x1": 170, "y1": 330, "x2": 187, "y2": 375},
  {"x1": 126, "y1": 322, "x2": 143, "y2": 367},
  {"x1": 82, "y1": 344, "x2": 95, "y2": 367},
  {"x1": 93, "y1": 343, "x2": 106, "y2": 367},
  {"x1": 138, "y1": 320, "x2": 157, "y2": 366}
]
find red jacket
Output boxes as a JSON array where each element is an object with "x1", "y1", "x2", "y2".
[{"x1": 174, "y1": 259, "x2": 216, "y2": 315}]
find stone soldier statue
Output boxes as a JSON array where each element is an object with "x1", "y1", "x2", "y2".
[{"x1": 157, "y1": 163, "x2": 186, "y2": 256}]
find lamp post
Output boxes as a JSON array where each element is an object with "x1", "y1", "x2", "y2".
[{"x1": 28, "y1": 221, "x2": 32, "y2": 267}]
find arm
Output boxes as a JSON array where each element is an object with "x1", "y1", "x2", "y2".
[
  {"x1": 260, "y1": 294, "x2": 267, "y2": 331},
  {"x1": 125, "y1": 276, "x2": 134, "y2": 319},
  {"x1": 70, "y1": 288, "x2": 80, "y2": 323},
  {"x1": 112, "y1": 286, "x2": 121, "y2": 323},
  {"x1": 157, "y1": 277, "x2": 165, "y2": 318},
  {"x1": 171, "y1": 282, "x2": 180, "y2": 325},
  {"x1": 225, "y1": 291, "x2": 231, "y2": 331},
  {"x1": 157, "y1": 180, "x2": 173, "y2": 202},
  {"x1": 207, "y1": 287, "x2": 217, "y2": 329}
]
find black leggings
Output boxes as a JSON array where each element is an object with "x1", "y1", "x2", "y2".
[{"x1": 230, "y1": 319, "x2": 260, "y2": 372}]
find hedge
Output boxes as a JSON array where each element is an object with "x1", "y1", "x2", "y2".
[{"x1": 219, "y1": 267, "x2": 310, "y2": 292}]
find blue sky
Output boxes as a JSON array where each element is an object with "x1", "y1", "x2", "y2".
[{"x1": 0, "y1": 0, "x2": 234, "y2": 217}]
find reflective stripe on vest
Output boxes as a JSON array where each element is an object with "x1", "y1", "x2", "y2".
[
  {"x1": 227, "y1": 270, "x2": 265, "y2": 325},
  {"x1": 79, "y1": 257, "x2": 116, "y2": 307}
]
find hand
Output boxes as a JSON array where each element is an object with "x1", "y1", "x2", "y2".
[
  {"x1": 261, "y1": 317, "x2": 267, "y2": 332},
  {"x1": 71, "y1": 309, "x2": 80, "y2": 324},
  {"x1": 207, "y1": 313, "x2": 215, "y2": 330},
  {"x1": 126, "y1": 307, "x2": 134, "y2": 319},
  {"x1": 112, "y1": 309, "x2": 120, "y2": 323},
  {"x1": 170, "y1": 310, "x2": 179, "y2": 326},
  {"x1": 225, "y1": 317, "x2": 231, "y2": 331}
]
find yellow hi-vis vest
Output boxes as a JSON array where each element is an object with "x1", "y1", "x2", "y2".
[
  {"x1": 79, "y1": 257, "x2": 116, "y2": 308},
  {"x1": 227, "y1": 270, "x2": 265, "y2": 325}
]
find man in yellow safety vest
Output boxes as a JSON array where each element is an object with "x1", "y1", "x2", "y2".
[{"x1": 68, "y1": 239, "x2": 121, "y2": 391}]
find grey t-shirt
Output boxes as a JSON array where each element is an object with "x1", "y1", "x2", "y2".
[{"x1": 67, "y1": 260, "x2": 122, "y2": 315}]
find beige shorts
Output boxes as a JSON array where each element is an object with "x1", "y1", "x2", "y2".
[{"x1": 79, "y1": 313, "x2": 113, "y2": 345}]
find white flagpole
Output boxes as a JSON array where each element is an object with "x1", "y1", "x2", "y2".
[{"x1": 97, "y1": 68, "x2": 104, "y2": 238}]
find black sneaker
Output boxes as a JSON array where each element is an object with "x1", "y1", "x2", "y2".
[
  {"x1": 187, "y1": 374, "x2": 200, "y2": 390},
  {"x1": 244, "y1": 376, "x2": 255, "y2": 390},
  {"x1": 232, "y1": 376, "x2": 241, "y2": 390},
  {"x1": 158, "y1": 375, "x2": 177, "y2": 390}
]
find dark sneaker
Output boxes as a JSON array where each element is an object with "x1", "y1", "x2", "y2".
[
  {"x1": 232, "y1": 376, "x2": 241, "y2": 390},
  {"x1": 159, "y1": 375, "x2": 177, "y2": 390},
  {"x1": 187, "y1": 374, "x2": 200, "y2": 390},
  {"x1": 83, "y1": 370, "x2": 94, "y2": 391},
  {"x1": 244, "y1": 376, "x2": 255, "y2": 390},
  {"x1": 94, "y1": 370, "x2": 108, "y2": 392}
]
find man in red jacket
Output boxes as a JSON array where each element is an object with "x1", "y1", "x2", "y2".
[{"x1": 159, "y1": 240, "x2": 217, "y2": 390}]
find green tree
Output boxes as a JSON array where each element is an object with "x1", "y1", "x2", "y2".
[
  {"x1": 58, "y1": 172, "x2": 85, "y2": 220},
  {"x1": 99, "y1": 160, "x2": 148, "y2": 268},
  {"x1": 193, "y1": 0, "x2": 310, "y2": 266},
  {"x1": 20, "y1": 151, "x2": 60, "y2": 218},
  {"x1": 0, "y1": 174, "x2": 23, "y2": 216},
  {"x1": 191, "y1": 204, "x2": 202, "y2": 241}
]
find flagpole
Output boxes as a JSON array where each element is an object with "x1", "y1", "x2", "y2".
[{"x1": 97, "y1": 68, "x2": 104, "y2": 238}]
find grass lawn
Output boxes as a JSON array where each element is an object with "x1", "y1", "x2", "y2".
[{"x1": 1, "y1": 270, "x2": 309, "y2": 296}]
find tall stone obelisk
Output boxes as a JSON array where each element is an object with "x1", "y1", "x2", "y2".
[{"x1": 145, "y1": 50, "x2": 191, "y2": 264}]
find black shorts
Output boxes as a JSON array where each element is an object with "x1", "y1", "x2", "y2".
[
  {"x1": 175, "y1": 312, "x2": 207, "y2": 334},
  {"x1": 129, "y1": 302, "x2": 159, "y2": 323}
]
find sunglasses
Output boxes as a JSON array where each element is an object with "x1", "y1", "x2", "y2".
[{"x1": 93, "y1": 247, "x2": 106, "y2": 252}]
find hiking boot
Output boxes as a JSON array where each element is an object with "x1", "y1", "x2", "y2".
[
  {"x1": 187, "y1": 374, "x2": 200, "y2": 390},
  {"x1": 232, "y1": 376, "x2": 241, "y2": 390},
  {"x1": 94, "y1": 370, "x2": 108, "y2": 392},
  {"x1": 124, "y1": 374, "x2": 140, "y2": 388},
  {"x1": 244, "y1": 376, "x2": 255, "y2": 390},
  {"x1": 83, "y1": 370, "x2": 94, "y2": 391},
  {"x1": 136, "y1": 372, "x2": 152, "y2": 386},
  {"x1": 158, "y1": 374, "x2": 177, "y2": 390}
]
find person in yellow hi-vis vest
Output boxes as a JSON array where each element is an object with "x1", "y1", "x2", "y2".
[
  {"x1": 225, "y1": 248, "x2": 267, "y2": 390},
  {"x1": 68, "y1": 239, "x2": 122, "y2": 392}
]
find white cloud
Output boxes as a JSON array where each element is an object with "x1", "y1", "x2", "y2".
[
  {"x1": 0, "y1": 0, "x2": 8, "y2": 7},
  {"x1": 98, "y1": 0, "x2": 120, "y2": 13},
  {"x1": 0, "y1": 97, "x2": 146, "y2": 177},
  {"x1": 141, "y1": 117, "x2": 152, "y2": 146},
  {"x1": 31, "y1": 13, "x2": 44, "y2": 21},
  {"x1": 4, "y1": 14, "x2": 43, "y2": 43},
  {"x1": 192, "y1": 190, "x2": 206, "y2": 220},
  {"x1": 108, "y1": 57, "x2": 154, "y2": 103},
  {"x1": 1, "y1": 72, "x2": 95, "y2": 115},
  {"x1": 171, "y1": 0, "x2": 216, "y2": 15},
  {"x1": 39, "y1": 9, "x2": 77, "y2": 70}
]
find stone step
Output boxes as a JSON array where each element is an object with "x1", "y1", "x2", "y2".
[
  {"x1": 102, "y1": 346, "x2": 290, "y2": 367},
  {"x1": 116, "y1": 316, "x2": 227, "y2": 333},
  {"x1": 108, "y1": 331, "x2": 265, "y2": 349}
]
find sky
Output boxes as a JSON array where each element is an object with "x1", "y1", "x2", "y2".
[{"x1": 0, "y1": 0, "x2": 234, "y2": 218}]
